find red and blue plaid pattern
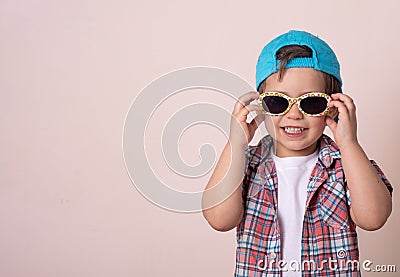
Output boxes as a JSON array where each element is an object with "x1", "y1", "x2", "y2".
[{"x1": 235, "y1": 134, "x2": 393, "y2": 277}]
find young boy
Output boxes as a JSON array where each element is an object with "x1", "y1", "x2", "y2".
[{"x1": 202, "y1": 30, "x2": 393, "y2": 276}]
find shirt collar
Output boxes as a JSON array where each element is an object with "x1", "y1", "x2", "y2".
[
  {"x1": 317, "y1": 134, "x2": 341, "y2": 168},
  {"x1": 258, "y1": 134, "x2": 340, "y2": 168}
]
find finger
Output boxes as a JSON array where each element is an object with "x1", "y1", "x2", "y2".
[
  {"x1": 329, "y1": 97, "x2": 357, "y2": 125},
  {"x1": 325, "y1": 116, "x2": 337, "y2": 133},
  {"x1": 246, "y1": 103, "x2": 264, "y2": 113},
  {"x1": 328, "y1": 100, "x2": 350, "y2": 120},
  {"x1": 234, "y1": 104, "x2": 263, "y2": 119},
  {"x1": 327, "y1": 106, "x2": 339, "y2": 119},
  {"x1": 248, "y1": 113, "x2": 265, "y2": 134},
  {"x1": 234, "y1": 92, "x2": 260, "y2": 114},
  {"x1": 233, "y1": 91, "x2": 260, "y2": 114},
  {"x1": 330, "y1": 93, "x2": 356, "y2": 113}
]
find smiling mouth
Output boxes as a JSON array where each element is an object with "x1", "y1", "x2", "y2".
[{"x1": 282, "y1": 127, "x2": 306, "y2": 134}]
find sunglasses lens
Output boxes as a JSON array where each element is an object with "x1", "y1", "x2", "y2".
[
  {"x1": 300, "y1": 97, "x2": 328, "y2": 114},
  {"x1": 262, "y1": 96, "x2": 289, "y2": 114}
]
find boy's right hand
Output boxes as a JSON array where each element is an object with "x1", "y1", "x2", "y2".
[{"x1": 229, "y1": 91, "x2": 265, "y2": 149}]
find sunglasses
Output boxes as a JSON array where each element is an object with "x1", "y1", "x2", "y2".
[{"x1": 258, "y1": 92, "x2": 331, "y2": 116}]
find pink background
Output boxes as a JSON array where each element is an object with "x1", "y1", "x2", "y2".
[{"x1": 1, "y1": 0, "x2": 399, "y2": 276}]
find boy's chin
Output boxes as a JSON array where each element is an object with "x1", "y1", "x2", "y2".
[{"x1": 274, "y1": 140, "x2": 319, "y2": 156}]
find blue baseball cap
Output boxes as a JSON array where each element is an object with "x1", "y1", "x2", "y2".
[{"x1": 255, "y1": 30, "x2": 342, "y2": 91}]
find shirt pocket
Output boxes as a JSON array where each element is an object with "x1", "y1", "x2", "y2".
[{"x1": 317, "y1": 181, "x2": 350, "y2": 230}]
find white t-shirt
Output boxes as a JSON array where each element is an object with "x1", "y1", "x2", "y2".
[{"x1": 272, "y1": 149, "x2": 318, "y2": 276}]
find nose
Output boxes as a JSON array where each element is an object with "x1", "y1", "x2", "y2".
[{"x1": 285, "y1": 102, "x2": 303, "y2": 119}]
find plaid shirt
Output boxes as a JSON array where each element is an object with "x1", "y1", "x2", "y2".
[{"x1": 235, "y1": 134, "x2": 393, "y2": 277}]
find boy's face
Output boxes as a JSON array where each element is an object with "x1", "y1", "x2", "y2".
[{"x1": 263, "y1": 68, "x2": 334, "y2": 157}]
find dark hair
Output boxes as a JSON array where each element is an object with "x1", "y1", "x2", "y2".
[{"x1": 257, "y1": 45, "x2": 342, "y2": 95}]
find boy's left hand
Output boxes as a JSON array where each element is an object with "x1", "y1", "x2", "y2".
[{"x1": 325, "y1": 93, "x2": 359, "y2": 149}]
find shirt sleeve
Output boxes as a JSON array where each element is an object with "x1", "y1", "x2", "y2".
[{"x1": 345, "y1": 159, "x2": 393, "y2": 207}]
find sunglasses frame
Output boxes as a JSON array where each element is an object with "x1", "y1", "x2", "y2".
[{"x1": 258, "y1": 92, "x2": 332, "y2": 116}]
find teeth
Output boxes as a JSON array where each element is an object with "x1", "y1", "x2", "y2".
[{"x1": 284, "y1": 127, "x2": 304, "y2": 134}]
